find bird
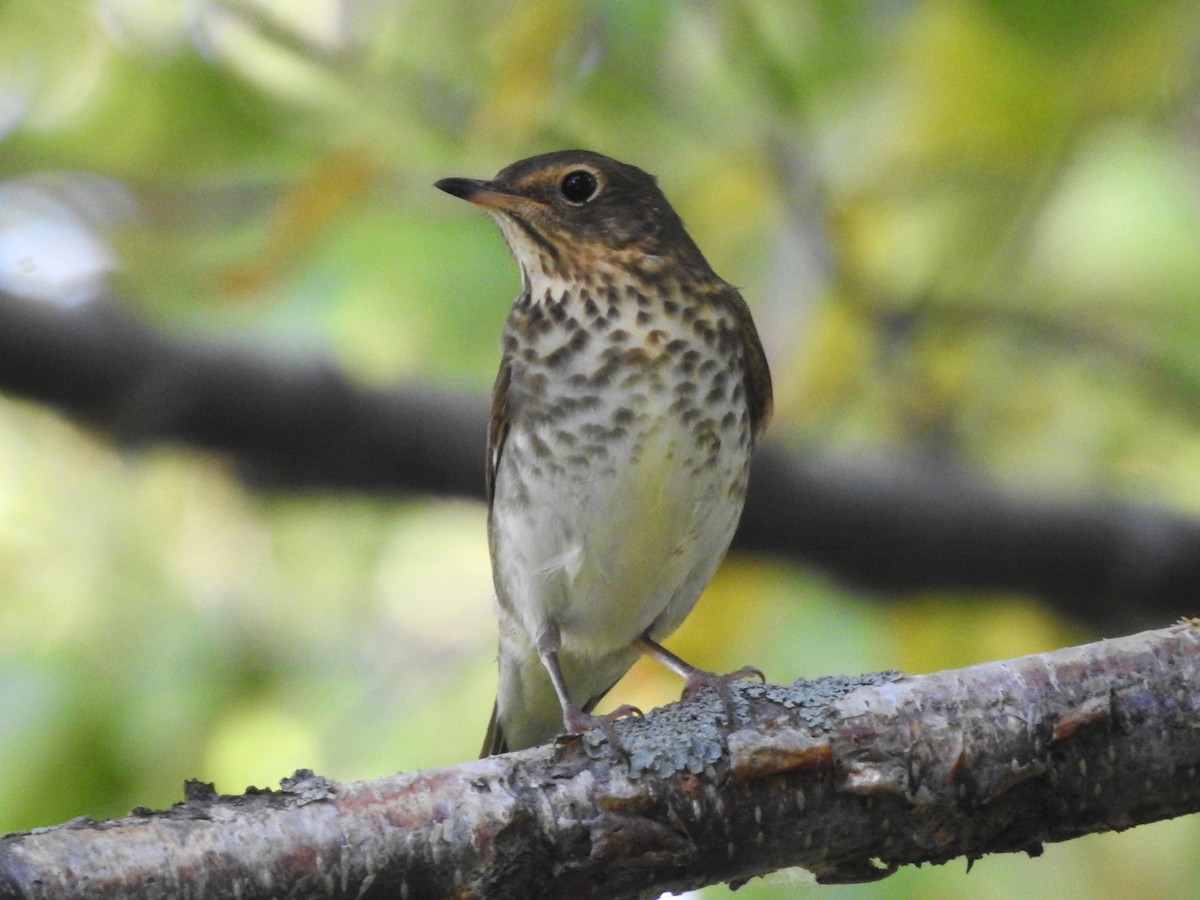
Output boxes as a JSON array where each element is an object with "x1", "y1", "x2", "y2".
[{"x1": 435, "y1": 150, "x2": 772, "y2": 755}]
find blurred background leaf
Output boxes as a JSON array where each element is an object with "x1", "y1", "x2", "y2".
[{"x1": 2, "y1": 1, "x2": 1200, "y2": 896}]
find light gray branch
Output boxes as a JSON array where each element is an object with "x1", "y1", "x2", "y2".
[{"x1": 2, "y1": 622, "x2": 1198, "y2": 898}]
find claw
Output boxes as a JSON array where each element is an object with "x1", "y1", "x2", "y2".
[
  {"x1": 563, "y1": 703, "x2": 642, "y2": 734},
  {"x1": 681, "y1": 666, "x2": 764, "y2": 698},
  {"x1": 562, "y1": 704, "x2": 642, "y2": 756},
  {"x1": 680, "y1": 666, "x2": 762, "y2": 730}
]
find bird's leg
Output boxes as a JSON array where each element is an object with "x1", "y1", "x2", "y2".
[
  {"x1": 633, "y1": 633, "x2": 763, "y2": 727},
  {"x1": 537, "y1": 629, "x2": 641, "y2": 740},
  {"x1": 633, "y1": 633, "x2": 764, "y2": 692}
]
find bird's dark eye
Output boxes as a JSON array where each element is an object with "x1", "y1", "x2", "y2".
[{"x1": 560, "y1": 170, "x2": 599, "y2": 204}]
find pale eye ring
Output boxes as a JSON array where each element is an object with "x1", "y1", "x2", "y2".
[{"x1": 560, "y1": 170, "x2": 599, "y2": 204}]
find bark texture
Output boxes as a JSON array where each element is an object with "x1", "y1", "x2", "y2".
[{"x1": 2, "y1": 623, "x2": 1197, "y2": 899}]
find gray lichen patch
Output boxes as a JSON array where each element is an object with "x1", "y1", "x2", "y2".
[{"x1": 601, "y1": 671, "x2": 905, "y2": 780}]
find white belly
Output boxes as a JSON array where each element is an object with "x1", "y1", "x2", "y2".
[{"x1": 493, "y1": 429, "x2": 741, "y2": 653}]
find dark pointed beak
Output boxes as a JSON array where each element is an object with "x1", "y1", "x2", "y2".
[
  {"x1": 435, "y1": 177, "x2": 544, "y2": 215},
  {"x1": 434, "y1": 177, "x2": 490, "y2": 200}
]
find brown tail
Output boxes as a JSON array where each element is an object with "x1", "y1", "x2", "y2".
[{"x1": 480, "y1": 699, "x2": 508, "y2": 757}]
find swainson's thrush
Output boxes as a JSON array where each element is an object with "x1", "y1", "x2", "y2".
[{"x1": 436, "y1": 150, "x2": 772, "y2": 755}]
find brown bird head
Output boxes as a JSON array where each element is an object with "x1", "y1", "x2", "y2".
[{"x1": 435, "y1": 150, "x2": 714, "y2": 287}]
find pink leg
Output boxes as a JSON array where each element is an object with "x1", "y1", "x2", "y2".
[
  {"x1": 632, "y1": 634, "x2": 764, "y2": 695},
  {"x1": 633, "y1": 633, "x2": 763, "y2": 729},
  {"x1": 538, "y1": 634, "x2": 641, "y2": 737}
]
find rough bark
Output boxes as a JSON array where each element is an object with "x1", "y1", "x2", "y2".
[
  {"x1": 2, "y1": 622, "x2": 1197, "y2": 899},
  {"x1": 1, "y1": 292, "x2": 1199, "y2": 632}
]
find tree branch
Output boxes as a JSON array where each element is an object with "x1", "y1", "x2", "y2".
[
  {"x1": 2, "y1": 622, "x2": 1197, "y2": 899},
  {"x1": 2, "y1": 292, "x2": 1200, "y2": 630}
]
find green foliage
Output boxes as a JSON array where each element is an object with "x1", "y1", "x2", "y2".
[{"x1": 2, "y1": 1, "x2": 1200, "y2": 895}]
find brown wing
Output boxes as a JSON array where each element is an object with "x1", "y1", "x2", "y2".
[
  {"x1": 481, "y1": 356, "x2": 513, "y2": 758},
  {"x1": 731, "y1": 290, "x2": 773, "y2": 441},
  {"x1": 486, "y1": 359, "x2": 512, "y2": 511}
]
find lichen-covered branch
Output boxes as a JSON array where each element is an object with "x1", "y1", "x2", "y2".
[
  {"x1": 2, "y1": 292, "x2": 1200, "y2": 631},
  {"x1": 2, "y1": 622, "x2": 1197, "y2": 899}
]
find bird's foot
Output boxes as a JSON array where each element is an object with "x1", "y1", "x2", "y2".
[
  {"x1": 681, "y1": 666, "x2": 764, "y2": 729},
  {"x1": 563, "y1": 703, "x2": 643, "y2": 733},
  {"x1": 681, "y1": 666, "x2": 765, "y2": 697},
  {"x1": 631, "y1": 634, "x2": 764, "y2": 730},
  {"x1": 562, "y1": 704, "x2": 642, "y2": 755}
]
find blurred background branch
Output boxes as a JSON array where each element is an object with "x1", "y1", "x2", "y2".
[{"x1": 1, "y1": 289, "x2": 1197, "y2": 637}]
